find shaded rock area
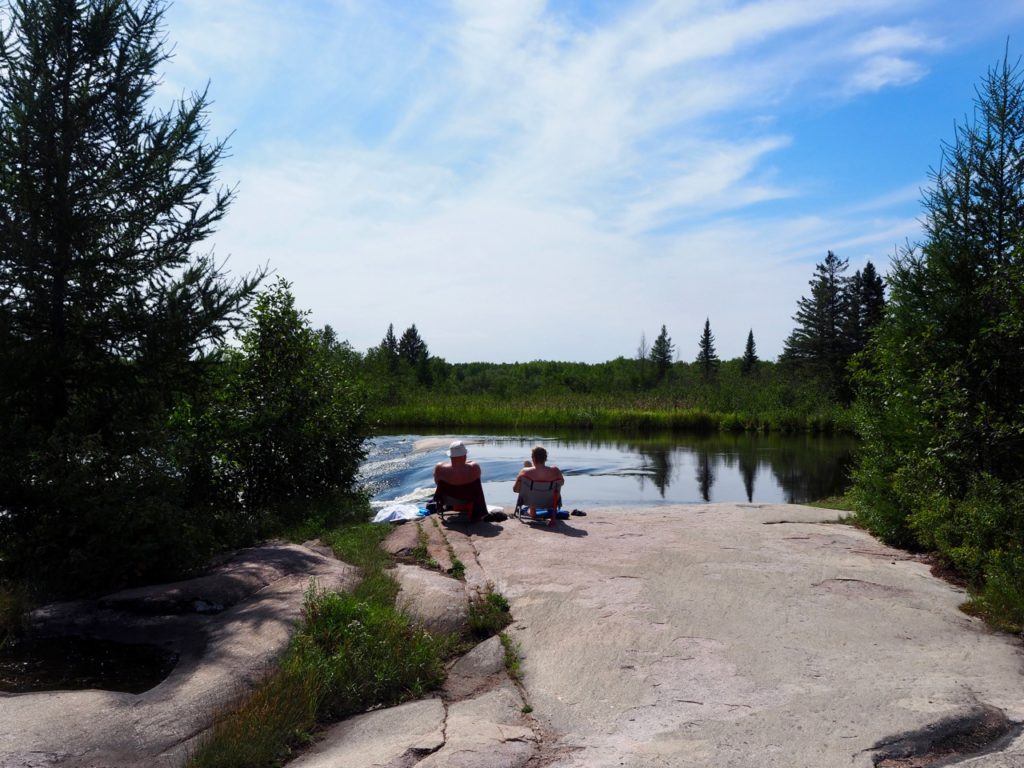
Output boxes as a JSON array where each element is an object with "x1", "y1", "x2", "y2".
[
  {"x1": 872, "y1": 705, "x2": 1023, "y2": 767},
  {"x1": 0, "y1": 542, "x2": 357, "y2": 768},
  {"x1": 443, "y1": 635, "x2": 505, "y2": 700},
  {"x1": 471, "y1": 504, "x2": 1024, "y2": 768}
]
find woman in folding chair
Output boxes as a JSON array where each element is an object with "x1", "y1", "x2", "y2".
[{"x1": 513, "y1": 445, "x2": 566, "y2": 526}]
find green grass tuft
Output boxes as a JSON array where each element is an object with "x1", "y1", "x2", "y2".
[
  {"x1": 499, "y1": 632, "x2": 522, "y2": 681},
  {"x1": 806, "y1": 494, "x2": 857, "y2": 513},
  {"x1": 450, "y1": 557, "x2": 466, "y2": 581},
  {"x1": 469, "y1": 589, "x2": 512, "y2": 639}
]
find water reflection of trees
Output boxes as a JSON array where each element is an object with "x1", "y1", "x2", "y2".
[
  {"x1": 603, "y1": 431, "x2": 854, "y2": 503},
  {"x1": 695, "y1": 450, "x2": 714, "y2": 501},
  {"x1": 453, "y1": 430, "x2": 855, "y2": 504},
  {"x1": 637, "y1": 447, "x2": 672, "y2": 497}
]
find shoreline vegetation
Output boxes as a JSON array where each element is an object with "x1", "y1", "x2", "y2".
[{"x1": 374, "y1": 396, "x2": 853, "y2": 435}]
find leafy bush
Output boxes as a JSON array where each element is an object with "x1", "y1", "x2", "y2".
[{"x1": 208, "y1": 279, "x2": 368, "y2": 528}]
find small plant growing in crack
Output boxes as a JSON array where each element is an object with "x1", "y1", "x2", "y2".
[
  {"x1": 469, "y1": 588, "x2": 512, "y2": 639},
  {"x1": 500, "y1": 632, "x2": 522, "y2": 680},
  {"x1": 411, "y1": 524, "x2": 431, "y2": 567},
  {"x1": 521, "y1": 704, "x2": 533, "y2": 714},
  {"x1": 450, "y1": 557, "x2": 466, "y2": 581}
]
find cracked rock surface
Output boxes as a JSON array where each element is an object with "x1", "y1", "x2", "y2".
[
  {"x1": 0, "y1": 543, "x2": 357, "y2": 768},
  {"x1": 472, "y1": 504, "x2": 1024, "y2": 768},
  {"x1": 289, "y1": 698, "x2": 447, "y2": 768},
  {"x1": 293, "y1": 636, "x2": 536, "y2": 768}
]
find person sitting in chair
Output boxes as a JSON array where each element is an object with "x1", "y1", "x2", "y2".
[
  {"x1": 434, "y1": 441, "x2": 488, "y2": 521},
  {"x1": 514, "y1": 446, "x2": 565, "y2": 522}
]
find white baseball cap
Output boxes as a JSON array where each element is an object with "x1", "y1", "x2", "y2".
[{"x1": 448, "y1": 440, "x2": 468, "y2": 458}]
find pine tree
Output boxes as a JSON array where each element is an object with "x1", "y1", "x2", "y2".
[
  {"x1": 398, "y1": 324, "x2": 431, "y2": 384},
  {"x1": 781, "y1": 251, "x2": 854, "y2": 397},
  {"x1": 381, "y1": 323, "x2": 399, "y2": 372},
  {"x1": 844, "y1": 261, "x2": 886, "y2": 354},
  {"x1": 695, "y1": 319, "x2": 720, "y2": 379},
  {"x1": 0, "y1": 0, "x2": 260, "y2": 588},
  {"x1": 740, "y1": 329, "x2": 759, "y2": 375},
  {"x1": 858, "y1": 261, "x2": 886, "y2": 336},
  {"x1": 398, "y1": 324, "x2": 428, "y2": 365},
  {"x1": 648, "y1": 325, "x2": 674, "y2": 381}
]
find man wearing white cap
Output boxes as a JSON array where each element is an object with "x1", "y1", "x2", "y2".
[
  {"x1": 434, "y1": 440, "x2": 481, "y2": 486},
  {"x1": 433, "y1": 440, "x2": 487, "y2": 521}
]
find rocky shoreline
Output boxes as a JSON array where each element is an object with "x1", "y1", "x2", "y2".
[{"x1": 3, "y1": 504, "x2": 1023, "y2": 768}]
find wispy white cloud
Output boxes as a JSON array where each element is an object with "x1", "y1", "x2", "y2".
[{"x1": 157, "y1": 0, "x2": 1015, "y2": 361}]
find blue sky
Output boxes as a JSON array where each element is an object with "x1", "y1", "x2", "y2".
[{"x1": 160, "y1": 0, "x2": 1024, "y2": 362}]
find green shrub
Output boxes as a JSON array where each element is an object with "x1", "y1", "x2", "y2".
[{"x1": 851, "y1": 56, "x2": 1024, "y2": 631}]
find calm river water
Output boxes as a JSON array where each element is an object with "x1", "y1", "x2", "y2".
[{"x1": 362, "y1": 431, "x2": 856, "y2": 508}]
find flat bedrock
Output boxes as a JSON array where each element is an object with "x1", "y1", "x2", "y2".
[{"x1": 471, "y1": 504, "x2": 1024, "y2": 768}]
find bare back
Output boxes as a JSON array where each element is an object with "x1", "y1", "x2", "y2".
[
  {"x1": 515, "y1": 463, "x2": 564, "y2": 492},
  {"x1": 435, "y1": 460, "x2": 481, "y2": 486}
]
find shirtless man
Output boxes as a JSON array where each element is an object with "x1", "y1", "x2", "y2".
[
  {"x1": 434, "y1": 440, "x2": 481, "y2": 486},
  {"x1": 514, "y1": 446, "x2": 565, "y2": 522}
]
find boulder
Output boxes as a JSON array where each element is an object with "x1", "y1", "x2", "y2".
[
  {"x1": 289, "y1": 698, "x2": 446, "y2": 768},
  {"x1": 423, "y1": 517, "x2": 454, "y2": 573},
  {"x1": 444, "y1": 635, "x2": 506, "y2": 700},
  {"x1": 442, "y1": 527, "x2": 489, "y2": 597},
  {"x1": 382, "y1": 521, "x2": 422, "y2": 557},
  {"x1": 393, "y1": 563, "x2": 468, "y2": 636}
]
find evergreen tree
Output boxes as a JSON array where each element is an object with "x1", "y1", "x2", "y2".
[
  {"x1": 381, "y1": 323, "x2": 400, "y2": 372},
  {"x1": 648, "y1": 325, "x2": 674, "y2": 381},
  {"x1": 740, "y1": 329, "x2": 759, "y2": 375},
  {"x1": 398, "y1": 324, "x2": 431, "y2": 385},
  {"x1": 853, "y1": 54, "x2": 1024, "y2": 624},
  {"x1": 398, "y1": 324, "x2": 427, "y2": 365},
  {"x1": 859, "y1": 261, "x2": 886, "y2": 331},
  {"x1": 845, "y1": 261, "x2": 887, "y2": 354},
  {"x1": 695, "y1": 319, "x2": 720, "y2": 379},
  {"x1": 781, "y1": 251, "x2": 854, "y2": 397},
  {"x1": 0, "y1": 0, "x2": 259, "y2": 590}
]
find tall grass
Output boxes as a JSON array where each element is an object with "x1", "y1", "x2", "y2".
[{"x1": 376, "y1": 395, "x2": 853, "y2": 435}]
